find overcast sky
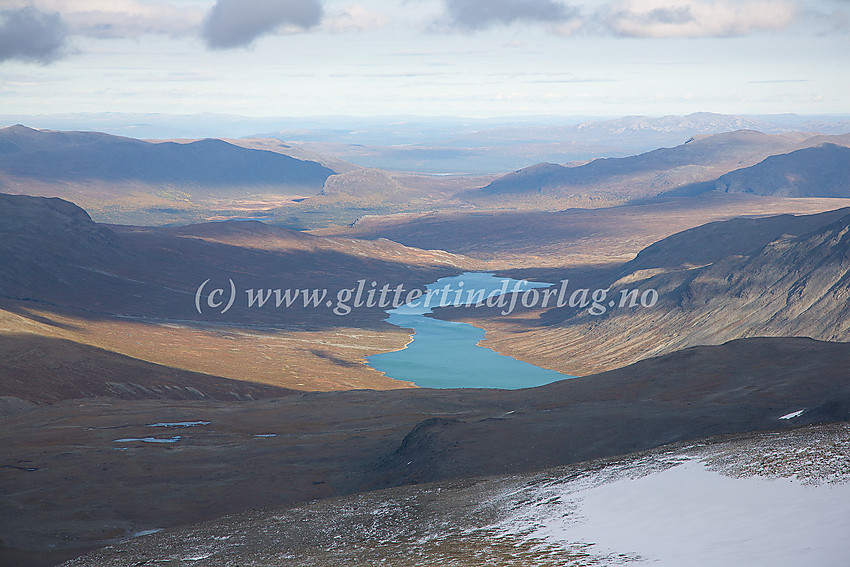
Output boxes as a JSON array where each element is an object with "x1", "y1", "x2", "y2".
[{"x1": 0, "y1": 0, "x2": 848, "y2": 118}]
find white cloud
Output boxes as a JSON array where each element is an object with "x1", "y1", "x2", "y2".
[
  {"x1": 550, "y1": 17, "x2": 586, "y2": 36},
  {"x1": 5, "y1": 0, "x2": 204, "y2": 39},
  {"x1": 322, "y1": 4, "x2": 390, "y2": 33},
  {"x1": 601, "y1": 0, "x2": 798, "y2": 38}
]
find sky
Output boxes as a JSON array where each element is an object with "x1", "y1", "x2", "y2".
[{"x1": 0, "y1": 0, "x2": 848, "y2": 118}]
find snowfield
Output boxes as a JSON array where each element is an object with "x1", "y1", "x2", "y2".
[{"x1": 493, "y1": 458, "x2": 850, "y2": 567}]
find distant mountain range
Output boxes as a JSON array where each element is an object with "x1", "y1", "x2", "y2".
[
  {"x1": 246, "y1": 112, "x2": 850, "y2": 173},
  {"x1": 4, "y1": 112, "x2": 850, "y2": 173},
  {"x1": 464, "y1": 131, "x2": 850, "y2": 204},
  {"x1": 3, "y1": 123, "x2": 849, "y2": 228}
]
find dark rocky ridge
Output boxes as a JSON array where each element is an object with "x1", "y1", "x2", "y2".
[{"x1": 606, "y1": 212, "x2": 850, "y2": 344}]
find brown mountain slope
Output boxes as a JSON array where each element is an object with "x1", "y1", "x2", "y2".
[
  {"x1": 317, "y1": 194, "x2": 850, "y2": 268},
  {"x1": 3, "y1": 337, "x2": 848, "y2": 566},
  {"x1": 0, "y1": 193, "x2": 478, "y2": 391},
  {"x1": 0, "y1": 334, "x2": 294, "y2": 405},
  {"x1": 466, "y1": 208, "x2": 850, "y2": 375}
]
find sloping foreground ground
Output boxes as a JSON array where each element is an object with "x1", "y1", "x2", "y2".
[
  {"x1": 60, "y1": 422, "x2": 850, "y2": 567},
  {"x1": 2, "y1": 337, "x2": 849, "y2": 566}
]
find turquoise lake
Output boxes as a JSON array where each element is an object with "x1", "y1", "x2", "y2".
[{"x1": 366, "y1": 272, "x2": 572, "y2": 389}]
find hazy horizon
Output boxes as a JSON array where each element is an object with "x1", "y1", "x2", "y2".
[{"x1": 4, "y1": 110, "x2": 850, "y2": 144}]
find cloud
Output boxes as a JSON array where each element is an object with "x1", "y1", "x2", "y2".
[
  {"x1": 441, "y1": 0, "x2": 579, "y2": 30},
  {"x1": 322, "y1": 4, "x2": 389, "y2": 34},
  {"x1": 1, "y1": 1, "x2": 203, "y2": 39},
  {"x1": 800, "y1": 3, "x2": 850, "y2": 34},
  {"x1": 202, "y1": 0, "x2": 324, "y2": 49},
  {"x1": 62, "y1": 2, "x2": 204, "y2": 39},
  {"x1": 0, "y1": 6, "x2": 67, "y2": 64},
  {"x1": 600, "y1": 0, "x2": 798, "y2": 38}
]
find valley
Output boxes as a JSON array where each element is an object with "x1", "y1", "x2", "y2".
[
  {"x1": 1, "y1": 116, "x2": 849, "y2": 567},
  {"x1": 3, "y1": 0, "x2": 849, "y2": 559}
]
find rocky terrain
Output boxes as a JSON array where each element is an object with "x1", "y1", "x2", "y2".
[
  {"x1": 2, "y1": 336, "x2": 848, "y2": 565},
  {"x1": 460, "y1": 207, "x2": 850, "y2": 375},
  {"x1": 58, "y1": 423, "x2": 850, "y2": 567}
]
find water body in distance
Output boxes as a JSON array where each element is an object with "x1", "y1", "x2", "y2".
[{"x1": 367, "y1": 272, "x2": 572, "y2": 389}]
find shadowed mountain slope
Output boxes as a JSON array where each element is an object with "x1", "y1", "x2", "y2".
[
  {"x1": 0, "y1": 125, "x2": 335, "y2": 194},
  {"x1": 0, "y1": 193, "x2": 474, "y2": 327},
  {"x1": 623, "y1": 206, "x2": 850, "y2": 272},
  {"x1": 369, "y1": 337, "x2": 850, "y2": 486},
  {"x1": 0, "y1": 192, "x2": 480, "y2": 393},
  {"x1": 716, "y1": 143, "x2": 850, "y2": 198}
]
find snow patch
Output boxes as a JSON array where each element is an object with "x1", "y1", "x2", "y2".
[
  {"x1": 181, "y1": 553, "x2": 213, "y2": 561},
  {"x1": 146, "y1": 421, "x2": 210, "y2": 428},
  {"x1": 113, "y1": 436, "x2": 181, "y2": 444},
  {"x1": 132, "y1": 528, "x2": 163, "y2": 538}
]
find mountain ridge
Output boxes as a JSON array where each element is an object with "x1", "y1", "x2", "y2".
[
  {"x1": 464, "y1": 130, "x2": 850, "y2": 204},
  {"x1": 467, "y1": 207, "x2": 850, "y2": 376},
  {"x1": 716, "y1": 143, "x2": 850, "y2": 198},
  {"x1": 0, "y1": 125, "x2": 335, "y2": 192}
]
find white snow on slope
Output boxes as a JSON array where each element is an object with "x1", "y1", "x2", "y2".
[
  {"x1": 112, "y1": 436, "x2": 182, "y2": 444},
  {"x1": 146, "y1": 421, "x2": 211, "y2": 428},
  {"x1": 494, "y1": 458, "x2": 850, "y2": 567}
]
